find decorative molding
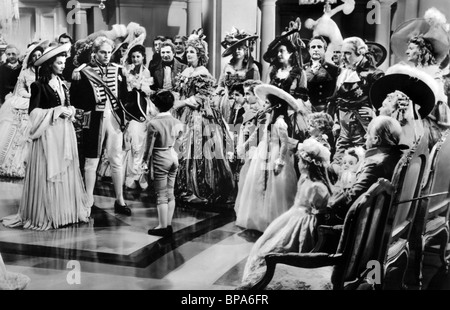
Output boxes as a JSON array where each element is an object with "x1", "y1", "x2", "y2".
[
  {"x1": 116, "y1": 0, "x2": 187, "y2": 8},
  {"x1": 19, "y1": 0, "x2": 59, "y2": 6}
]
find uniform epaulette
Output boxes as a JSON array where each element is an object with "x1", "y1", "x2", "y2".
[{"x1": 72, "y1": 63, "x2": 87, "y2": 81}]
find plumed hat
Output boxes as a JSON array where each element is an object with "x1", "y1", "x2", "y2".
[
  {"x1": 113, "y1": 22, "x2": 147, "y2": 64},
  {"x1": 221, "y1": 27, "x2": 258, "y2": 57},
  {"x1": 263, "y1": 17, "x2": 308, "y2": 64},
  {"x1": 34, "y1": 43, "x2": 71, "y2": 67},
  {"x1": 370, "y1": 63, "x2": 440, "y2": 119},
  {"x1": 186, "y1": 28, "x2": 209, "y2": 65},
  {"x1": 391, "y1": 7, "x2": 450, "y2": 64}
]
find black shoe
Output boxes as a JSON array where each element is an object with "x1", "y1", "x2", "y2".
[
  {"x1": 114, "y1": 201, "x2": 132, "y2": 216},
  {"x1": 148, "y1": 226, "x2": 172, "y2": 237}
]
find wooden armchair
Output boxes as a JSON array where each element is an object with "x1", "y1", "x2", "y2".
[
  {"x1": 407, "y1": 130, "x2": 450, "y2": 288},
  {"x1": 249, "y1": 178, "x2": 394, "y2": 290},
  {"x1": 249, "y1": 138, "x2": 427, "y2": 290},
  {"x1": 375, "y1": 135, "x2": 429, "y2": 290}
]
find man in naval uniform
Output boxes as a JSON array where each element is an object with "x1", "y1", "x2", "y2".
[
  {"x1": 303, "y1": 36, "x2": 339, "y2": 113},
  {"x1": 70, "y1": 36, "x2": 132, "y2": 216}
]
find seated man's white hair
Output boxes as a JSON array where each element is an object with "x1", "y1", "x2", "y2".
[{"x1": 371, "y1": 115, "x2": 402, "y2": 146}]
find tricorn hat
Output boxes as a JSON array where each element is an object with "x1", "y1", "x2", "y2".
[
  {"x1": 121, "y1": 88, "x2": 148, "y2": 122},
  {"x1": 370, "y1": 64, "x2": 439, "y2": 119}
]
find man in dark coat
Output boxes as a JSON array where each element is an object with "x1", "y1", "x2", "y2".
[
  {"x1": 150, "y1": 41, "x2": 187, "y2": 91},
  {"x1": 327, "y1": 116, "x2": 406, "y2": 223},
  {"x1": 328, "y1": 37, "x2": 385, "y2": 167},
  {"x1": 0, "y1": 45, "x2": 21, "y2": 104},
  {"x1": 70, "y1": 36, "x2": 132, "y2": 216},
  {"x1": 149, "y1": 35, "x2": 166, "y2": 72},
  {"x1": 303, "y1": 36, "x2": 339, "y2": 113},
  {"x1": 58, "y1": 33, "x2": 75, "y2": 84},
  {"x1": 173, "y1": 35, "x2": 188, "y2": 65}
]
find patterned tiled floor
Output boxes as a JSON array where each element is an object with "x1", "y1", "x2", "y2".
[
  {"x1": 0, "y1": 177, "x2": 260, "y2": 290},
  {"x1": 0, "y1": 176, "x2": 449, "y2": 290}
]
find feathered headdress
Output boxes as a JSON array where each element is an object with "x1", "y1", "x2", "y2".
[
  {"x1": 187, "y1": 28, "x2": 208, "y2": 55},
  {"x1": 370, "y1": 63, "x2": 441, "y2": 119},
  {"x1": 186, "y1": 28, "x2": 209, "y2": 65},
  {"x1": 263, "y1": 17, "x2": 305, "y2": 64},
  {"x1": 118, "y1": 22, "x2": 147, "y2": 66},
  {"x1": 391, "y1": 7, "x2": 450, "y2": 64}
]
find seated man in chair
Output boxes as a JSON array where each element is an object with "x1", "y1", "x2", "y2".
[{"x1": 327, "y1": 116, "x2": 406, "y2": 224}]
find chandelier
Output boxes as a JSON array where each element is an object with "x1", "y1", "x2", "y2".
[{"x1": 299, "y1": 0, "x2": 338, "y2": 13}]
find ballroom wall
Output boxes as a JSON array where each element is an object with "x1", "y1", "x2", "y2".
[{"x1": 1, "y1": 0, "x2": 449, "y2": 74}]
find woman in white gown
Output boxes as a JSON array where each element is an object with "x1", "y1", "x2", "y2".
[
  {"x1": 234, "y1": 85, "x2": 304, "y2": 232},
  {"x1": 2, "y1": 43, "x2": 90, "y2": 230},
  {"x1": 122, "y1": 44, "x2": 153, "y2": 189},
  {"x1": 0, "y1": 40, "x2": 47, "y2": 178}
]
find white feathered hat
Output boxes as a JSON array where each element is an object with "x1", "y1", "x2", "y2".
[
  {"x1": 370, "y1": 63, "x2": 441, "y2": 119},
  {"x1": 391, "y1": 7, "x2": 450, "y2": 64}
]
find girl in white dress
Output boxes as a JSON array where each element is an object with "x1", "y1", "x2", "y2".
[
  {"x1": 239, "y1": 138, "x2": 332, "y2": 288},
  {"x1": 235, "y1": 85, "x2": 304, "y2": 232},
  {"x1": 123, "y1": 44, "x2": 153, "y2": 189}
]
